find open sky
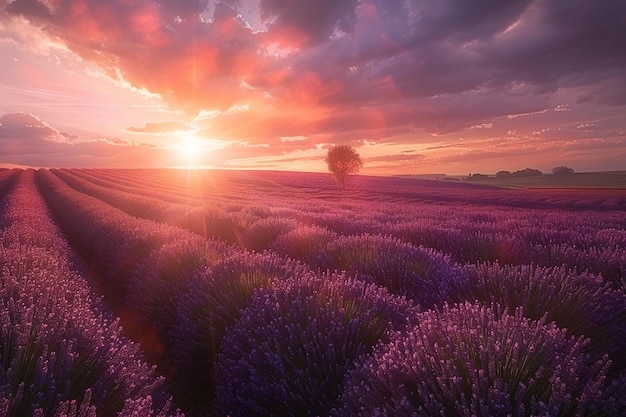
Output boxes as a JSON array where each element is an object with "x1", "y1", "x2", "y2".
[{"x1": 1, "y1": 0, "x2": 625, "y2": 175}]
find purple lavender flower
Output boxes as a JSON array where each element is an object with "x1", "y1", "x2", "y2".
[
  {"x1": 170, "y1": 251, "x2": 308, "y2": 413},
  {"x1": 1, "y1": 170, "x2": 179, "y2": 417},
  {"x1": 239, "y1": 217, "x2": 301, "y2": 251},
  {"x1": 454, "y1": 263, "x2": 626, "y2": 375},
  {"x1": 215, "y1": 272, "x2": 417, "y2": 417},
  {"x1": 311, "y1": 234, "x2": 465, "y2": 308},
  {"x1": 336, "y1": 302, "x2": 625, "y2": 416},
  {"x1": 270, "y1": 225, "x2": 338, "y2": 262}
]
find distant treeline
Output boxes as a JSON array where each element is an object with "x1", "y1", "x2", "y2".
[{"x1": 466, "y1": 166, "x2": 575, "y2": 180}]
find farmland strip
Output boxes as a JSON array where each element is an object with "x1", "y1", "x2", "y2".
[
  {"x1": 0, "y1": 168, "x2": 21, "y2": 206},
  {"x1": 51, "y1": 168, "x2": 257, "y2": 245},
  {"x1": 36, "y1": 169, "x2": 322, "y2": 415},
  {"x1": 66, "y1": 168, "x2": 206, "y2": 206},
  {"x1": 36, "y1": 169, "x2": 237, "y2": 377},
  {"x1": 0, "y1": 170, "x2": 179, "y2": 416},
  {"x1": 50, "y1": 169, "x2": 626, "y2": 282}
]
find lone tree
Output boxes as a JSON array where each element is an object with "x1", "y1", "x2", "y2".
[{"x1": 325, "y1": 145, "x2": 363, "y2": 189}]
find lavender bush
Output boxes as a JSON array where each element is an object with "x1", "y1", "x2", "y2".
[
  {"x1": 215, "y1": 273, "x2": 417, "y2": 417},
  {"x1": 126, "y1": 238, "x2": 229, "y2": 339},
  {"x1": 453, "y1": 263, "x2": 626, "y2": 374},
  {"x1": 239, "y1": 217, "x2": 301, "y2": 251},
  {"x1": 36, "y1": 170, "x2": 213, "y2": 304},
  {"x1": 270, "y1": 225, "x2": 338, "y2": 262},
  {"x1": 0, "y1": 169, "x2": 21, "y2": 206},
  {"x1": 170, "y1": 251, "x2": 308, "y2": 413},
  {"x1": 335, "y1": 302, "x2": 626, "y2": 416},
  {"x1": 311, "y1": 234, "x2": 465, "y2": 307},
  {"x1": 2, "y1": 167, "x2": 619, "y2": 416},
  {"x1": 1, "y1": 170, "x2": 180, "y2": 417}
]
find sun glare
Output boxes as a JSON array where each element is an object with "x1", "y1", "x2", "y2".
[
  {"x1": 172, "y1": 131, "x2": 229, "y2": 169},
  {"x1": 175, "y1": 131, "x2": 205, "y2": 165},
  {"x1": 179, "y1": 137, "x2": 201, "y2": 159}
]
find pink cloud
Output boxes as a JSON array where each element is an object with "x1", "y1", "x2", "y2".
[{"x1": 0, "y1": 113, "x2": 173, "y2": 167}]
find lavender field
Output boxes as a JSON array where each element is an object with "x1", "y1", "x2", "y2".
[{"x1": 1, "y1": 167, "x2": 626, "y2": 417}]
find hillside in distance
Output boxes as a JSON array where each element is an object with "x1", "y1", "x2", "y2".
[{"x1": 187, "y1": 169, "x2": 626, "y2": 211}]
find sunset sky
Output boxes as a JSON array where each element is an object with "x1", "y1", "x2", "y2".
[{"x1": 1, "y1": 0, "x2": 625, "y2": 175}]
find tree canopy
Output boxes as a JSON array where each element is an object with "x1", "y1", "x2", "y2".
[
  {"x1": 552, "y1": 166, "x2": 575, "y2": 175},
  {"x1": 325, "y1": 145, "x2": 363, "y2": 189}
]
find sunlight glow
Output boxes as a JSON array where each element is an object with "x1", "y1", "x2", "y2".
[
  {"x1": 175, "y1": 131, "x2": 205, "y2": 165},
  {"x1": 180, "y1": 137, "x2": 200, "y2": 158},
  {"x1": 171, "y1": 130, "x2": 229, "y2": 169}
]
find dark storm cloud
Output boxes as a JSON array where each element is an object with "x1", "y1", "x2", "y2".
[{"x1": 260, "y1": 0, "x2": 358, "y2": 46}]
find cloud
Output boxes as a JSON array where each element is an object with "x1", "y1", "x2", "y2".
[
  {"x1": 126, "y1": 121, "x2": 192, "y2": 133},
  {"x1": 2, "y1": 0, "x2": 626, "y2": 173},
  {"x1": 6, "y1": 1, "x2": 625, "y2": 119},
  {"x1": 0, "y1": 112, "x2": 73, "y2": 142},
  {"x1": 365, "y1": 153, "x2": 426, "y2": 163},
  {"x1": 260, "y1": 0, "x2": 358, "y2": 47},
  {"x1": 0, "y1": 112, "x2": 173, "y2": 167}
]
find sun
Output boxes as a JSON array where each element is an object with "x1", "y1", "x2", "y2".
[
  {"x1": 171, "y1": 130, "x2": 228, "y2": 168},
  {"x1": 179, "y1": 137, "x2": 201, "y2": 159},
  {"x1": 175, "y1": 131, "x2": 204, "y2": 164}
]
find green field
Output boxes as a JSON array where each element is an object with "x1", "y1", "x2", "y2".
[{"x1": 461, "y1": 171, "x2": 626, "y2": 189}]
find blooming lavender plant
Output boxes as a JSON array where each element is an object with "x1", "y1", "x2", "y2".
[
  {"x1": 170, "y1": 251, "x2": 308, "y2": 413},
  {"x1": 126, "y1": 238, "x2": 229, "y2": 339},
  {"x1": 270, "y1": 225, "x2": 338, "y2": 262},
  {"x1": 454, "y1": 263, "x2": 626, "y2": 375},
  {"x1": 1, "y1": 171, "x2": 180, "y2": 417},
  {"x1": 214, "y1": 273, "x2": 417, "y2": 417},
  {"x1": 239, "y1": 217, "x2": 301, "y2": 251},
  {"x1": 335, "y1": 302, "x2": 626, "y2": 416},
  {"x1": 311, "y1": 234, "x2": 465, "y2": 308}
]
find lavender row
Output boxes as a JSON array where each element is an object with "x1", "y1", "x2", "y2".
[
  {"x1": 205, "y1": 266, "x2": 626, "y2": 416},
  {"x1": 173, "y1": 236, "x2": 626, "y2": 415},
  {"x1": 273, "y1": 232, "x2": 626, "y2": 373},
  {"x1": 0, "y1": 168, "x2": 21, "y2": 207},
  {"x1": 61, "y1": 169, "x2": 625, "y2": 283},
  {"x1": 83, "y1": 169, "x2": 626, "y2": 212},
  {"x1": 335, "y1": 302, "x2": 626, "y2": 416},
  {"x1": 35, "y1": 170, "x2": 425, "y2": 416},
  {"x1": 0, "y1": 170, "x2": 181, "y2": 417},
  {"x1": 35, "y1": 169, "x2": 226, "y2": 340},
  {"x1": 50, "y1": 169, "x2": 248, "y2": 246},
  {"x1": 32, "y1": 169, "x2": 626, "y2": 415},
  {"x1": 64, "y1": 169, "x2": 207, "y2": 206},
  {"x1": 36, "y1": 169, "x2": 307, "y2": 415}
]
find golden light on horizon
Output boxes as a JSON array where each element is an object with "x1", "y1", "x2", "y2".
[
  {"x1": 171, "y1": 130, "x2": 230, "y2": 169},
  {"x1": 177, "y1": 132, "x2": 203, "y2": 162}
]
